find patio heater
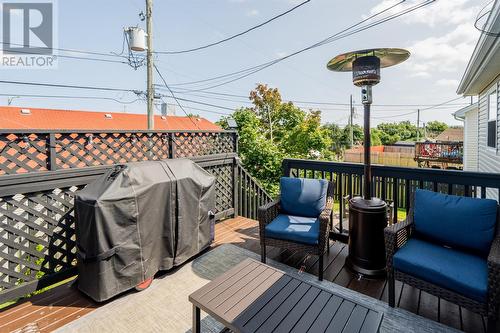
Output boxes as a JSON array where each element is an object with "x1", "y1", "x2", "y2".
[{"x1": 327, "y1": 48, "x2": 410, "y2": 277}]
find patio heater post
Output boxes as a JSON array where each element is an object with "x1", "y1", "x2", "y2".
[
  {"x1": 362, "y1": 86, "x2": 372, "y2": 200},
  {"x1": 327, "y1": 48, "x2": 410, "y2": 278}
]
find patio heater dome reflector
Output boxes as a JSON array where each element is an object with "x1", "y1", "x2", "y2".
[{"x1": 327, "y1": 48, "x2": 410, "y2": 87}]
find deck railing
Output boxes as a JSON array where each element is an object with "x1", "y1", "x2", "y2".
[
  {"x1": 7, "y1": 151, "x2": 499, "y2": 304},
  {"x1": 283, "y1": 158, "x2": 500, "y2": 240},
  {"x1": 235, "y1": 159, "x2": 273, "y2": 220}
]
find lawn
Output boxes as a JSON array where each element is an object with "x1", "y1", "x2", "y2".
[{"x1": 332, "y1": 201, "x2": 407, "y2": 222}]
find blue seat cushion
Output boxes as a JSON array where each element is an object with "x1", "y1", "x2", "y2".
[
  {"x1": 414, "y1": 189, "x2": 498, "y2": 256},
  {"x1": 393, "y1": 238, "x2": 488, "y2": 302},
  {"x1": 280, "y1": 177, "x2": 328, "y2": 218},
  {"x1": 265, "y1": 214, "x2": 320, "y2": 245}
]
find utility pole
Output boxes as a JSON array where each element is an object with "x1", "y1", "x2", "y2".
[
  {"x1": 146, "y1": 0, "x2": 154, "y2": 130},
  {"x1": 349, "y1": 94, "x2": 354, "y2": 147},
  {"x1": 416, "y1": 108, "x2": 420, "y2": 141}
]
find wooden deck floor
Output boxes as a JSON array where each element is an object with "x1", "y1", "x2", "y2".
[{"x1": 1, "y1": 216, "x2": 487, "y2": 332}]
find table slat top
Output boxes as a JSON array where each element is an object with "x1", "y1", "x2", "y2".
[{"x1": 189, "y1": 258, "x2": 383, "y2": 333}]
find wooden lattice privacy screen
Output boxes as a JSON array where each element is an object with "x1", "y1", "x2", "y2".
[
  {"x1": 0, "y1": 148, "x2": 272, "y2": 304},
  {"x1": 0, "y1": 130, "x2": 237, "y2": 175}
]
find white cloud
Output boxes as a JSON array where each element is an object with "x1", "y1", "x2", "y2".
[
  {"x1": 246, "y1": 9, "x2": 259, "y2": 16},
  {"x1": 411, "y1": 71, "x2": 432, "y2": 78},
  {"x1": 435, "y1": 78, "x2": 460, "y2": 87},
  {"x1": 366, "y1": 1, "x2": 482, "y2": 79},
  {"x1": 368, "y1": 0, "x2": 481, "y2": 27},
  {"x1": 404, "y1": 23, "x2": 479, "y2": 77}
]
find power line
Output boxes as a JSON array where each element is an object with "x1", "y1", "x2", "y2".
[
  {"x1": 160, "y1": 95, "x2": 236, "y2": 111},
  {"x1": 0, "y1": 80, "x2": 142, "y2": 93},
  {"x1": 312, "y1": 105, "x2": 467, "y2": 112},
  {"x1": 157, "y1": 86, "x2": 469, "y2": 110},
  {"x1": 0, "y1": 41, "x2": 127, "y2": 59},
  {"x1": 166, "y1": 0, "x2": 434, "y2": 91},
  {"x1": 419, "y1": 96, "x2": 465, "y2": 111},
  {"x1": 194, "y1": 0, "x2": 435, "y2": 92},
  {"x1": 167, "y1": 88, "x2": 469, "y2": 108},
  {"x1": 0, "y1": 93, "x2": 141, "y2": 104},
  {"x1": 153, "y1": 64, "x2": 202, "y2": 130},
  {"x1": 0, "y1": 79, "x2": 456, "y2": 116},
  {"x1": 164, "y1": 104, "x2": 232, "y2": 116},
  {"x1": 289, "y1": 100, "x2": 467, "y2": 108},
  {"x1": 1, "y1": 45, "x2": 129, "y2": 64},
  {"x1": 474, "y1": 0, "x2": 499, "y2": 37},
  {"x1": 0, "y1": 88, "x2": 230, "y2": 119},
  {"x1": 372, "y1": 110, "x2": 418, "y2": 119},
  {"x1": 155, "y1": 0, "x2": 311, "y2": 55},
  {"x1": 159, "y1": 91, "x2": 464, "y2": 117},
  {"x1": 371, "y1": 97, "x2": 467, "y2": 119},
  {"x1": 155, "y1": 87, "x2": 252, "y2": 105},
  {"x1": 0, "y1": 80, "x2": 232, "y2": 118},
  {"x1": 54, "y1": 53, "x2": 128, "y2": 64},
  {"x1": 163, "y1": 0, "x2": 408, "y2": 88}
]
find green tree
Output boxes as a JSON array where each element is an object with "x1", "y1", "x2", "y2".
[
  {"x1": 370, "y1": 129, "x2": 382, "y2": 146},
  {"x1": 284, "y1": 110, "x2": 332, "y2": 159},
  {"x1": 322, "y1": 123, "x2": 343, "y2": 154},
  {"x1": 321, "y1": 123, "x2": 363, "y2": 155},
  {"x1": 219, "y1": 84, "x2": 332, "y2": 195},
  {"x1": 425, "y1": 121, "x2": 448, "y2": 137},
  {"x1": 376, "y1": 121, "x2": 421, "y2": 144}
]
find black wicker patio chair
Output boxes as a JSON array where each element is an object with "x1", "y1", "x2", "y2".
[
  {"x1": 258, "y1": 177, "x2": 334, "y2": 280},
  {"x1": 385, "y1": 189, "x2": 500, "y2": 333}
]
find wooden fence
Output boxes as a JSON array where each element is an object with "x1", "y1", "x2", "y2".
[{"x1": 344, "y1": 151, "x2": 417, "y2": 167}]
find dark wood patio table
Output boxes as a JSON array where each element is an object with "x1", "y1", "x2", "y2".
[{"x1": 189, "y1": 258, "x2": 383, "y2": 333}]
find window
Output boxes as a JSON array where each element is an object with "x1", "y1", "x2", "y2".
[{"x1": 487, "y1": 90, "x2": 497, "y2": 148}]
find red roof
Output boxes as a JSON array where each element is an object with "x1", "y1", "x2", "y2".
[{"x1": 0, "y1": 106, "x2": 221, "y2": 131}]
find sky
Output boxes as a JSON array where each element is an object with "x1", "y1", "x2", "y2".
[{"x1": 0, "y1": 0, "x2": 491, "y2": 127}]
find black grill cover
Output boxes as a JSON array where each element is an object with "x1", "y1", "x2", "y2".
[{"x1": 74, "y1": 159, "x2": 216, "y2": 302}]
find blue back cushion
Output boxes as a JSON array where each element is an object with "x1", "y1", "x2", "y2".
[
  {"x1": 393, "y1": 238, "x2": 488, "y2": 302},
  {"x1": 413, "y1": 189, "x2": 498, "y2": 256},
  {"x1": 280, "y1": 177, "x2": 328, "y2": 217}
]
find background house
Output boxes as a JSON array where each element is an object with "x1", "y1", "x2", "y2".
[
  {"x1": 434, "y1": 127, "x2": 464, "y2": 142},
  {"x1": 457, "y1": 0, "x2": 500, "y2": 198},
  {"x1": 0, "y1": 106, "x2": 220, "y2": 131},
  {"x1": 454, "y1": 104, "x2": 479, "y2": 171}
]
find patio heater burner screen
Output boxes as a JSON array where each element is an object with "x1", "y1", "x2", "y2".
[
  {"x1": 327, "y1": 48, "x2": 410, "y2": 278},
  {"x1": 352, "y1": 56, "x2": 380, "y2": 86}
]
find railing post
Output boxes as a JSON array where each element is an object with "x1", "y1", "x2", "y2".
[
  {"x1": 233, "y1": 157, "x2": 239, "y2": 217},
  {"x1": 48, "y1": 133, "x2": 57, "y2": 171},
  {"x1": 233, "y1": 132, "x2": 239, "y2": 153},
  {"x1": 338, "y1": 173, "x2": 343, "y2": 232},
  {"x1": 169, "y1": 133, "x2": 176, "y2": 159},
  {"x1": 393, "y1": 178, "x2": 398, "y2": 223},
  {"x1": 282, "y1": 159, "x2": 290, "y2": 177}
]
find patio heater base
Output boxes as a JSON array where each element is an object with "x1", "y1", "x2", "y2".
[{"x1": 346, "y1": 197, "x2": 388, "y2": 278}]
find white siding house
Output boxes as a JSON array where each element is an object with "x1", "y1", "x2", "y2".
[
  {"x1": 454, "y1": 104, "x2": 478, "y2": 171},
  {"x1": 457, "y1": 1, "x2": 500, "y2": 198}
]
